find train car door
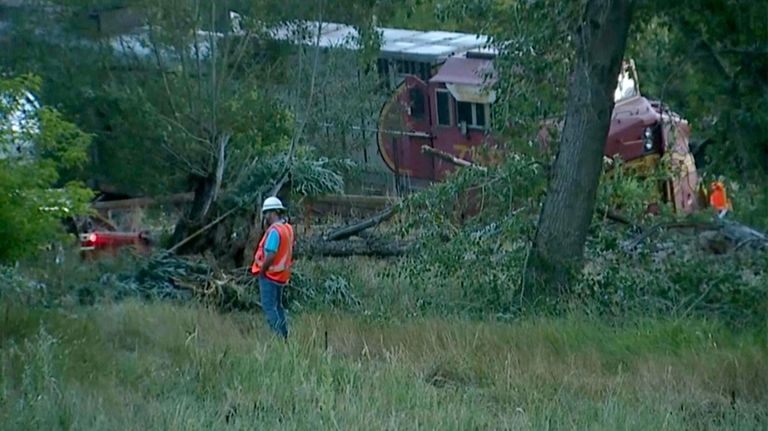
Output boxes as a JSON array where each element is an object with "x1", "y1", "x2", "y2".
[
  {"x1": 401, "y1": 75, "x2": 435, "y2": 180},
  {"x1": 377, "y1": 75, "x2": 435, "y2": 182}
]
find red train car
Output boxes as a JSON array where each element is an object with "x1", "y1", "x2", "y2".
[
  {"x1": 377, "y1": 53, "x2": 700, "y2": 213},
  {"x1": 269, "y1": 21, "x2": 701, "y2": 213}
]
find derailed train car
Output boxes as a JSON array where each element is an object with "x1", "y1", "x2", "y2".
[
  {"x1": 274, "y1": 21, "x2": 701, "y2": 213},
  {"x1": 379, "y1": 55, "x2": 700, "y2": 213}
]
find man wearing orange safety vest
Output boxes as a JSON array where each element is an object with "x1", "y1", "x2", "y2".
[
  {"x1": 709, "y1": 180, "x2": 731, "y2": 219},
  {"x1": 251, "y1": 196, "x2": 294, "y2": 339}
]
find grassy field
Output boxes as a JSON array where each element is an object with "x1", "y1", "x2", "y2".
[{"x1": 1, "y1": 299, "x2": 766, "y2": 430}]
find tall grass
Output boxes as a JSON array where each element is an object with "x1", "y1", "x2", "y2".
[{"x1": 1, "y1": 300, "x2": 766, "y2": 430}]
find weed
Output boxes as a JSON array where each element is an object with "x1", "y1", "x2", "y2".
[{"x1": 2, "y1": 301, "x2": 765, "y2": 430}]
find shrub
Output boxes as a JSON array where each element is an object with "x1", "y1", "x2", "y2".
[
  {"x1": 391, "y1": 151, "x2": 768, "y2": 326},
  {"x1": 0, "y1": 74, "x2": 93, "y2": 263}
]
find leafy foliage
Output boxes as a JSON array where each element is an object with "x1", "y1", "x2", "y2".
[
  {"x1": 629, "y1": 0, "x2": 768, "y2": 182},
  {"x1": 397, "y1": 154, "x2": 546, "y2": 315},
  {"x1": 1, "y1": 0, "x2": 766, "y2": 328},
  {"x1": 393, "y1": 151, "x2": 767, "y2": 325},
  {"x1": 0, "y1": 75, "x2": 93, "y2": 262}
]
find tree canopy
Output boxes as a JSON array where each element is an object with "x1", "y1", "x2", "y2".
[{"x1": 0, "y1": 75, "x2": 93, "y2": 262}]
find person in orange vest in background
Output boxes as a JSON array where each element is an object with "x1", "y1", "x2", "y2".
[
  {"x1": 251, "y1": 196, "x2": 294, "y2": 339},
  {"x1": 709, "y1": 179, "x2": 732, "y2": 219}
]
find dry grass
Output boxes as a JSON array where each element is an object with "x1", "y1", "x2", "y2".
[{"x1": 1, "y1": 299, "x2": 766, "y2": 430}]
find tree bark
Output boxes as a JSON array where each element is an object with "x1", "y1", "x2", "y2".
[
  {"x1": 527, "y1": 0, "x2": 634, "y2": 293},
  {"x1": 169, "y1": 134, "x2": 229, "y2": 250}
]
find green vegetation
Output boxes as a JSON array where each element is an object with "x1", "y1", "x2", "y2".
[
  {"x1": 390, "y1": 156, "x2": 768, "y2": 326},
  {"x1": 1, "y1": 1, "x2": 767, "y2": 428},
  {"x1": 1, "y1": 300, "x2": 765, "y2": 430},
  {"x1": 0, "y1": 75, "x2": 92, "y2": 262}
]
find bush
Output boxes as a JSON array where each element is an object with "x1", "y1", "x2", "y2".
[
  {"x1": 577, "y1": 227, "x2": 768, "y2": 327},
  {"x1": 395, "y1": 153, "x2": 545, "y2": 316},
  {"x1": 0, "y1": 74, "x2": 93, "y2": 263},
  {"x1": 390, "y1": 151, "x2": 768, "y2": 326}
]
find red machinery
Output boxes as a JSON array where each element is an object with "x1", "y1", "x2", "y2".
[{"x1": 79, "y1": 230, "x2": 151, "y2": 259}]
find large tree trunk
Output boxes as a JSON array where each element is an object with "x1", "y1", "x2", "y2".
[
  {"x1": 169, "y1": 173, "x2": 217, "y2": 249},
  {"x1": 169, "y1": 134, "x2": 229, "y2": 251},
  {"x1": 527, "y1": 0, "x2": 634, "y2": 293}
]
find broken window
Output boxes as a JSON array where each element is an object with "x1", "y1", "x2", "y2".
[{"x1": 436, "y1": 89, "x2": 451, "y2": 126}]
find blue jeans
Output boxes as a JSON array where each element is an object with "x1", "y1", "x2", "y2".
[{"x1": 259, "y1": 275, "x2": 288, "y2": 339}]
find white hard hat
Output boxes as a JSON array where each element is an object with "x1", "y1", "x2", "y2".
[{"x1": 261, "y1": 196, "x2": 286, "y2": 213}]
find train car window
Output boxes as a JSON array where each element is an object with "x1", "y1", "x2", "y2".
[
  {"x1": 456, "y1": 101, "x2": 473, "y2": 126},
  {"x1": 409, "y1": 88, "x2": 425, "y2": 120},
  {"x1": 456, "y1": 102, "x2": 491, "y2": 129},
  {"x1": 420, "y1": 63, "x2": 429, "y2": 81},
  {"x1": 401, "y1": 61, "x2": 408, "y2": 74},
  {"x1": 436, "y1": 90, "x2": 451, "y2": 126},
  {"x1": 376, "y1": 58, "x2": 388, "y2": 84},
  {"x1": 476, "y1": 104, "x2": 487, "y2": 128}
]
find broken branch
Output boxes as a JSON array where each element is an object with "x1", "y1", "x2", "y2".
[{"x1": 420, "y1": 145, "x2": 487, "y2": 172}]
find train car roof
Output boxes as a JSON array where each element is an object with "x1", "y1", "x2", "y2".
[{"x1": 267, "y1": 20, "x2": 492, "y2": 63}]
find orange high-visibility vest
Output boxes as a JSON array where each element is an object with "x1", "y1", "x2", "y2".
[
  {"x1": 709, "y1": 181, "x2": 730, "y2": 211},
  {"x1": 251, "y1": 222, "x2": 294, "y2": 284}
]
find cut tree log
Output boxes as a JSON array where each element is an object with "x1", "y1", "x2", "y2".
[{"x1": 323, "y1": 207, "x2": 397, "y2": 241}]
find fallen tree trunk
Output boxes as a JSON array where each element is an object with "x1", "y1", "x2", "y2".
[
  {"x1": 600, "y1": 208, "x2": 640, "y2": 230},
  {"x1": 623, "y1": 218, "x2": 768, "y2": 253},
  {"x1": 296, "y1": 237, "x2": 408, "y2": 257},
  {"x1": 720, "y1": 219, "x2": 767, "y2": 242},
  {"x1": 323, "y1": 207, "x2": 397, "y2": 241}
]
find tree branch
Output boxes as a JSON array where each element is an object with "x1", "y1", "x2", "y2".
[
  {"x1": 420, "y1": 145, "x2": 488, "y2": 171},
  {"x1": 323, "y1": 207, "x2": 396, "y2": 241},
  {"x1": 277, "y1": 4, "x2": 326, "y2": 191}
]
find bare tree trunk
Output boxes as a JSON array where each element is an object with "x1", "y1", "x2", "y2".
[
  {"x1": 527, "y1": 0, "x2": 634, "y2": 294},
  {"x1": 169, "y1": 134, "x2": 229, "y2": 249}
]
